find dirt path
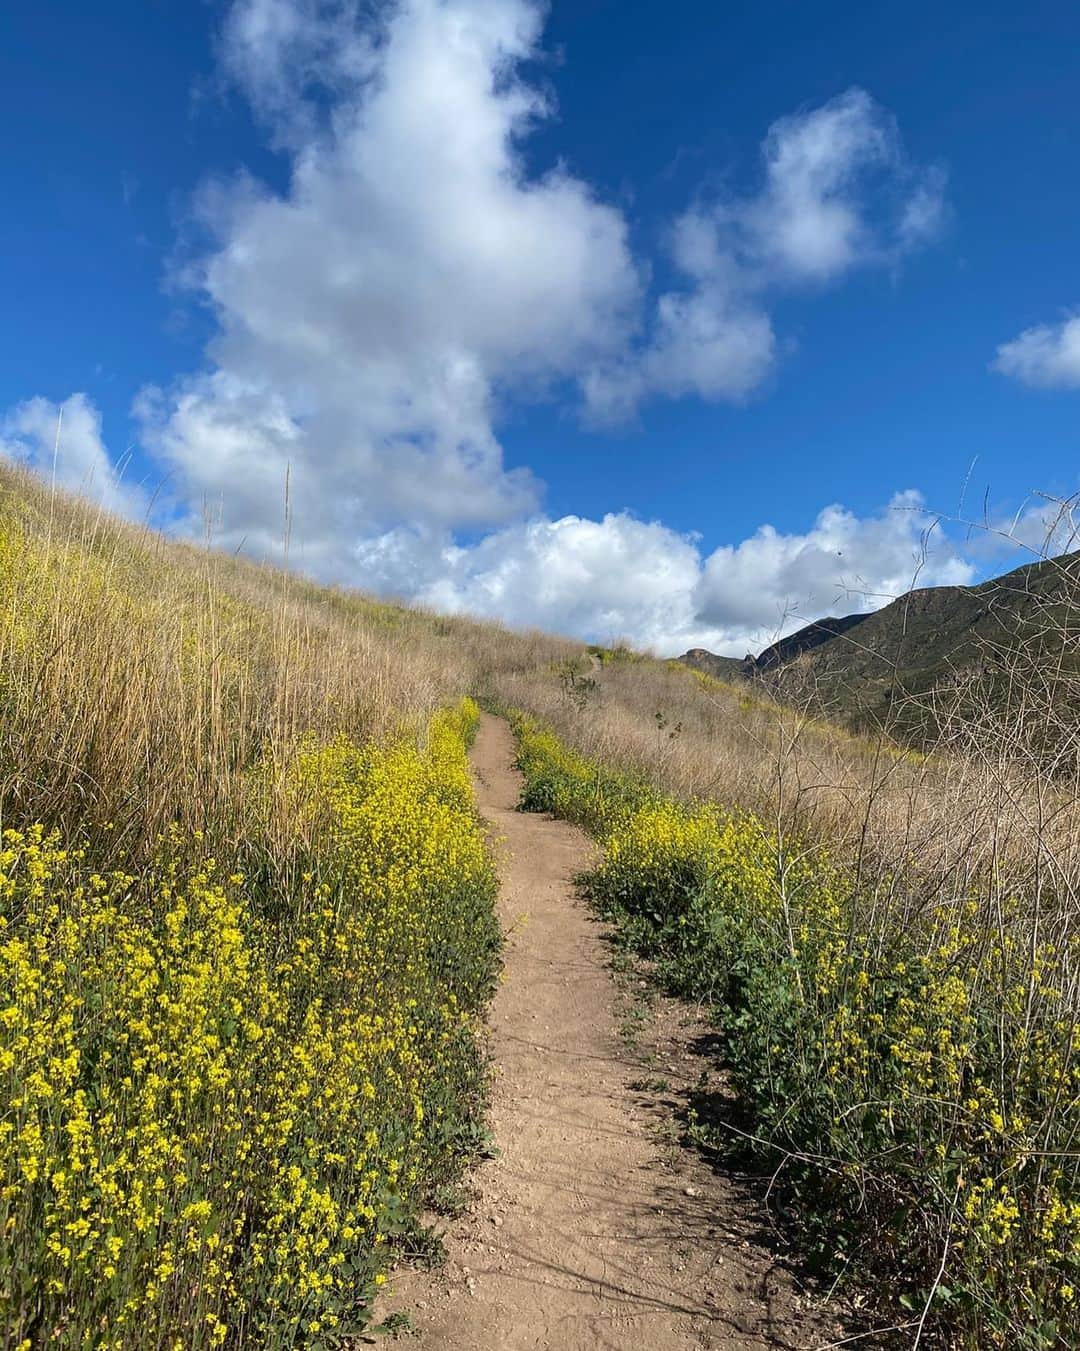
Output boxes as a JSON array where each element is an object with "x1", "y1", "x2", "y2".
[{"x1": 386, "y1": 714, "x2": 841, "y2": 1351}]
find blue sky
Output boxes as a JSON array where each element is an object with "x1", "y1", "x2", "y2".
[{"x1": 2, "y1": 0, "x2": 1079, "y2": 652}]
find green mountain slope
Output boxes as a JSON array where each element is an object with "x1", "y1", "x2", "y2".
[{"x1": 679, "y1": 550, "x2": 1080, "y2": 739}]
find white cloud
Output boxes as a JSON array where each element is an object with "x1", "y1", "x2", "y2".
[
  {"x1": 586, "y1": 88, "x2": 945, "y2": 417},
  {"x1": 137, "y1": 0, "x2": 944, "y2": 562},
  {"x1": 993, "y1": 314, "x2": 1080, "y2": 389},
  {"x1": 957, "y1": 493, "x2": 1080, "y2": 563},
  {"x1": 584, "y1": 289, "x2": 776, "y2": 418},
  {"x1": 742, "y1": 89, "x2": 942, "y2": 282},
  {"x1": 999, "y1": 497, "x2": 1080, "y2": 557},
  {"x1": 0, "y1": 394, "x2": 147, "y2": 519},
  {"x1": 0, "y1": 395, "x2": 976, "y2": 654},
  {"x1": 2, "y1": 2, "x2": 955, "y2": 661},
  {"x1": 218, "y1": 0, "x2": 381, "y2": 141},
  {"x1": 352, "y1": 491, "x2": 974, "y2": 655},
  {"x1": 146, "y1": 0, "x2": 641, "y2": 560},
  {"x1": 694, "y1": 491, "x2": 973, "y2": 645},
  {"x1": 372, "y1": 513, "x2": 706, "y2": 651}
]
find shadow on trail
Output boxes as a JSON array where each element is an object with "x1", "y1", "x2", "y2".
[{"x1": 582, "y1": 920, "x2": 877, "y2": 1349}]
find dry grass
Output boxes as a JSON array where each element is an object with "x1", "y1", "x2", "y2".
[
  {"x1": 0, "y1": 464, "x2": 581, "y2": 1345},
  {"x1": 9, "y1": 454, "x2": 1079, "y2": 1036},
  {"x1": 491, "y1": 641, "x2": 1080, "y2": 928},
  {"x1": 0, "y1": 461, "x2": 579, "y2": 877}
]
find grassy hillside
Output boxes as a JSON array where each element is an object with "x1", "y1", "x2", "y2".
[
  {"x1": 0, "y1": 464, "x2": 583, "y2": 872},
  {"x1": 3, "y1": 463, "x2": 1080, "y2": 1346},
  {"x1": 0, "y1": 464, "x2": 581, "y2": 1347},
  {"x1": 491, "y1": 643, "x2": 1080, "y2": 1343}
]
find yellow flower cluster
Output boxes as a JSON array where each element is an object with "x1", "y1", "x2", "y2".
[
  {"x1": 511, "y1": 712, "x2": 653, "y2": 836},
  {"x1": 513, "y1": 712, "x2": 1080, "y2": 1341},
  {"x1": 598, "y1": 799, "x2": 786, "y2": 922},
  {"x1": 0, "y1": 700, "x2": 498, "y2": 1348}
]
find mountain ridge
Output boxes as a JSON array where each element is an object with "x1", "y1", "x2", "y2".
[{"x1": 677, "y1": 549, "x2": 1080, "y2": 737}]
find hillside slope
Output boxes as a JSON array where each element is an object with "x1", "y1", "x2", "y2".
[
  {"x1": 678, "y1": 549, "x2": 1080, "y2": 738},
  {"x1": 5, "y1": 462, "x2": 1079, "y2": 1346},
  {"x1": 0, "y1": 462, "x2": 585, "y2": 1347}
]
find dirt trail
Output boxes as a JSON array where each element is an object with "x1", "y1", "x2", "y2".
[{"x1": 386, "y1": 714, "x2": 839, "y2": 1351}]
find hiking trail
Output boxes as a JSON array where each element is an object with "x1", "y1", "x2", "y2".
[{"x1": 385, "y1": 714, "x2": 843, "y2": 1351}]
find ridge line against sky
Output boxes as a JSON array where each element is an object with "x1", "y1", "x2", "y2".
[{"x1": 2, "y1": 0, "x2": 1079, "y2": 655}]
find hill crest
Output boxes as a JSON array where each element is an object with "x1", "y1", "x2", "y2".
[{"x1": 678, "y1": 550, "x2": 1080, "y2": 736}]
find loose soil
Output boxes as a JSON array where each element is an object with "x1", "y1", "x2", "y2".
[{"x1": 384, "y1": 714, "x2": 848, "y2": 1350}]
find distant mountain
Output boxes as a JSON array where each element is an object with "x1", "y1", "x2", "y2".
[
  {"x1": 679, "y1": 648, "x2": 752, "y2": 682},
  {"x1": 677, "y1": 551, "x2": 1080, "y2": 740},
  {"x1": 754, "y1": 612, "x2": 871, "y2": 672}
]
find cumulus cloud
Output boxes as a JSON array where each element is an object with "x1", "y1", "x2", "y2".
[
  {"x1": 218, "y1": 0, "x2": 382, "y2": 141},
  {"x1": 586, "y1": 88, "x2": 946, "y2": 418},
  {"x1": 351, "y1": 490, "x2": 974, "y2": 655},
  {"x1": 136, "y1": 0, "x2": 945, "y2": 562},
  {"x1": 0, "y1": 394, "x2": 974, "y2": 653},
  {"x1": 0, "y1": 394, "x2": 147, "y2": 518},
  {"x1": 958, "y1": 493, "x2": 1080, "y2": 563},
  {"x1": 741, "y1": 89, "x2": 944, "y2": 281},
  {"x1": 359, "y1": 513, "x2": 705, "y2": 650},
  {"x1": 147, "y1": 0, "x2": 641, "y2": 560},
  {"x1": 2, "y1": 2, "x2": 956, "y2": 657},
  {"x1": 993, "y1": 314, "x2": 1080, "y2": 389},
  {"x1": 998, "y1": 497, "x2": 1080, "y2": 557},
  {"x1": 694, "y1": 491, "x2": 973, "y2": 643}
]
